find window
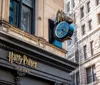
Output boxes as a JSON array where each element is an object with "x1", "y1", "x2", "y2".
[
  {"x1": 72, "y1": 0, "x2": 75, "y2": 8},
  {"x1": 72, "y1": 72, "x2": 80, "y2": 85},
  {"x1": 98, "y1": 13, "x2": 100, "y2": 24},
  {"x1": 81, "y1": 24, "x2": 85, "y2": 35},
  {"x1": 83, "y1": 45, "x2": 87, "y2": 60},
  {"x1": 75, "y1": 50, "x2": 79, "y2": 63},
  {"x1": 74, "y1": 31, "x2": 77, "y2": 42},
  {"x1": 96, "y1": 0, "x2": 100, "y2": 5},
  {"x1": 48, "y1": 19, "x2": 62, "y2": 48},
  {"x1": 86, "y1": 65, "x2": 96, "y2": 84},
  {"x1": 90, "y1": 41, "x2": 94, "y2": 55},
  {"x1": 73, "y1": 13, "x2": 76, "y2": 24},
  {"x1": 88, "y1": 20, "x2": 92, "y2": 30},
  {"x1": 80, "y1": 6, "x2": 84, "y2": 18},
  {"x1": 66, "y1": 2, "x2": 70, "y2": 12},
  {"x1": 87, "y1": 1, "x2": 90, "y2": 13},
  {"x1": 9, "y1": 0, "x2": 35, "y2": 34},
  {"x1": 76, "y1": 72, "x2": 80, "y2": 85},
  {"x1": 72, "y1": 74, "x2": 75, "y2": 85}
]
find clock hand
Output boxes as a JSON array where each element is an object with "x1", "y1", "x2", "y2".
[{"x1": 61, "y1": 28, "x2": 66, "y2": 32}]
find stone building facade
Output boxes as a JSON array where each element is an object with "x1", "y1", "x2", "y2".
[
  {"x1": 64, "y1": 0, "x2": 100, "y2": 85},
  {"x1": 0, "y1": 0, "x2": 78, "y2": 85},
  {"x1": 0, "y1": 0, "x2": 66, "y2": 57}
]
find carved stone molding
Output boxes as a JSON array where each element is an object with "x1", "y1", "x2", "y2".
[
  {"x1": 15, "y1": 71, "x2": 25, "y2": 85},
  {"x1": 17, "y1": 71, "x2": 25, "y2": 77},
  {"x1": 0, "y1": 20, "x2": 66, "y2": 57},
  {"x1": 15, "y1": 76, "x2": 21, "y2": 85}
]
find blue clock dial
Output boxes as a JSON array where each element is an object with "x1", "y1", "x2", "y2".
[{"x1": 55, "y1": 21, "x2": 69, "y2": 39}]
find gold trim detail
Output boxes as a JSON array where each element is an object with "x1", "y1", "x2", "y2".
[{"x1": 8, "y1": 52, "x2": 37, "y2": 68}]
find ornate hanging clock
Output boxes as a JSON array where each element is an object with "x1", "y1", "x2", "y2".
[
  {"x1": 54, "y1": 10, "x2": 74, "y2": 42},
  {"x1": 55, "y1": 21, "x2": 74, "y2": 42}
]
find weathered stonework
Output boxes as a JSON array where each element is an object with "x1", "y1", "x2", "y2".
[
  {"x1": 0, "y1": 0, "x2": 66, "y2": 57},
  {"x1": 64, "y1": 0, "x2": 100, "y2": 85}
]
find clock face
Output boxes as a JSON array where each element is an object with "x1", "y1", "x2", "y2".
[{"x1": 55, "y1": 21, "x2": 69, "y2": 39}]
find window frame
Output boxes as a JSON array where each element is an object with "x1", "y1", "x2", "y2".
[
  {"x1": 92, "y1": 65, "x2": 96, "y2": 81},
  {"x1": 75, "y1": 50, "x2": 79, "y2": 63},
  {"x1": 73, "y1": 13, "x2": 76, "y2": 24},
  {"x1": 80, "y1": 6, "x2": 84, "y2": 18},
  {"x1": 97, "y1": 13, "x2": 100, "y2": 24},
  {"x1": 9, "y1": 0, "x2": 35, "y2": 34},
  {"x1": 83, "y1": 45, "x2": 87, "y2": 60},
  {"x1": 87, "y1": 1, "x2": 90, "y2": 13},
  {"x1": 90, "y1": 41, "x2": 94, "y2": 55},
  {"x1": 72, "y1": 0, "x2": 75, "y2": 8},
  {"x1": 81, "y1": 24, "x2": 85, "y2": 35},
  {"x1": 72, "y1": 72, "x2": 80, "y2": 85},
  {"x1": 88, "y1": 20, "x2": 92, "y2": 30},
  {"x1": 96, "y1": 0, "x2": 100, "y2": 5},
  {"x1": 66, "y1": 2, "x2": 70, "y2": 12},
  {"x1": 86, "y1": 65, "x2": 96, "y2": 84}
]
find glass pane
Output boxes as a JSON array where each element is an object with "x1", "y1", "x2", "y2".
[
  {"x1": 98, "y1": 14, "x2": 100, "y2": 24},
  {"x1": 81, "y1": 7, "x2": 84, "y2": 18},
  {"x1": 97, "y1": 0, "x2": 100, "y2": 5},
  {"x1": 9, "y1": 0, "x2": 19, "y2": 27},
  {"x1": 87, "y1": 67, "x2": 91, "y2": 77},
  {"x1": 72, "y1": 74, "x2": 75, "y2": 85},
  {"x1": 21, "y1": 6, "x2": 31, "y2": 33},
  {"x1": 87, "y1": 1, "x2": 90, "y2": 12},
  {"x1": 87, "y1": 76, "x2": 92, "y2": 84},
  {"x1": 93, "y1": 74, "x2": 96, "y2": 81},
  {"x1": 99, "y1": 0, "x2": 100, "y2": 4},
  {"x1": 93, "y1": 65, "x2": 96, "y2": 74},
  {"x1": 22, "y1": 0, "x2": 32, "y2": 7},
  {"x1": 66, "y1": 2, "x2": 70, "y2": 12},
  {"x1": 93, "y1": 65, "x2": 96, "y2": 81}
]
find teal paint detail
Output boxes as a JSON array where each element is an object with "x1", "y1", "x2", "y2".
[{"x1": 52, "y1": 40, "x2": 62, "y2": 48}]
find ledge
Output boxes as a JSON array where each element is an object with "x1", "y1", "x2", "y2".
[
  {"x1": 0, "y1": 28, "x2": 78, "y2": 73},
  {"x1": 80, "y1": 52, "x2": 100, "y2": 65},
  {"x1": 0, "y1": 20, "x2": 66, "y2": 57}
]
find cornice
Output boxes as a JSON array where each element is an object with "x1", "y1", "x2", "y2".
[
  {"x1": 0, "y1": 20, "x2": 66, "y2": 56},
  {"x1": 0, "y1": 20, "x2": 78, "y2": 73},
  {"x1": 0, "y1": 32, "x2": 78, "y2": 73}
]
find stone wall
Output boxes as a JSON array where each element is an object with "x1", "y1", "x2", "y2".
[
  {"x1": 0, "y1": 0, "x2": 66, "y2": 57},
  {"x1": 64, "y1": 0, "x2": 100, "y2": 84}
]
